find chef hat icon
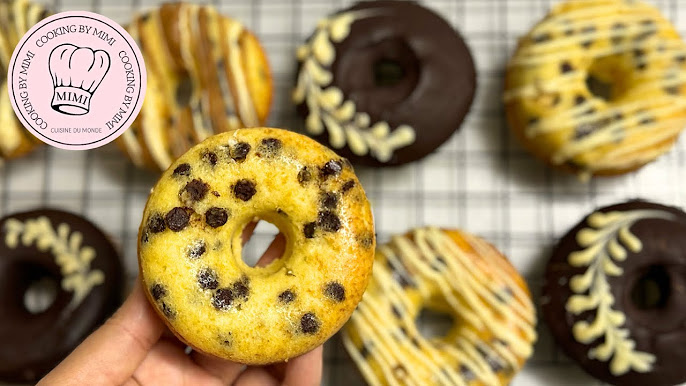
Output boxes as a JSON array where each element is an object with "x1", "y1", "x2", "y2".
[{"x1": 49, "y1": 43, "x2": 111, "y2": 115}]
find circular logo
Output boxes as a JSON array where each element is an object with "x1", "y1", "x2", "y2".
[{"x1": 7, "y1": 11, "x2": 146, "y2": 150}]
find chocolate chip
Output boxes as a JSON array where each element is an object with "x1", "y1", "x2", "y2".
[
  {"x1": 173, "y1": 163, "x2": 191, "y2": 176},
  {"x1": 198, "y1": 268, "x2": 219, "y2": 290},
  {"x1": 303, "y1": 222, "x2": 316, "y2": 238},
  {"x1": 276, "y1": 208, "x2": 288, "y2": 217},
  {"x1": 205, "y1": 207, "x2": 229, "y2": 228},
  {"x1": 165, "y1": 207, "x2": 190, "y2": 231},
  {"x1": 640, "y1": 116, "x2": 655, "y2": 126},
  {"x1": 300, "y1": 312, "x2": 320, "y2": 334},
  {"x1": 298, "y1": 167, "x2": 312, "y2": 185},
  {"x1": 575, "y1": 118, "x2": 609, "y2": 140},
  {"x1": 360, "y1": 343, "x2": 371, "y2": 358},
  {"x1": 533, "y1": 33, "x2": 550, "y2": 43},
  {"x1": 279, "y1": 289, "x2": 296, "y2": 303},
  {"x1": 666, "y1": 85, "x2": 680, "y2": 95},
  {"x1": 391, "y1": 305, "x2": 402, "y2": 318},
  {"x1": 147, "y1": 214, "x2": 166, "y2": 233},
  {"x1": 390, "y1": 263, "x2": 415, "y2": 288},
  {"x1": 675, "y1": 55, "x2": 686, "y2": 64},
  {"x1": 318, "y1": 211, "x2": 341, "y2": 232},
  {"x1": 151, "y1": 283, "x2": 167, "y2": 300},
  {"x1": 188, "y1": 240, "x2": 207, "y2": 259},
  {"x1": 231, "y1": 142, "x2": 251, "y2": 161},
  {"x1": 324, "y1": 282, "x2": 345, "y2": 302},
  {"x1": 459, "y1": 364, "x2": 476, "y2": 381},
  {"x1": 527, "y1": 117, "x2": 539, "y2": 127},
  {"x1": 161, "y1": 302, "x2": 176, "y2": 319},
  {"x1": 560, "y1": 62, "x2": 573, "y2": 74},
  {"x1": 633, "y1": 48, "x2": 645, "y2": 59},
  {"x1": 320, "y1": 192, "x2": 339, "y2": 210},
  {"x1": 182, "y1": 179, "x2": 209, "y2": 202},
  {"x1": 611, "y1": 22, "x2": 626, "y2": 44},
  {"x1": 320, "y1": 160, "x2": 342, "y2": 178},
  {"x1": 341, "y1": 180, "x2": 355, "y2": 193},
  {"x1": 232, "y1": 278, "x2": 250, "y2": 300},
  {"x1": 202, "y1": 151, "x2": 218, "y2": 166},
  {"x1": 233, "y1": 179, "x2": 256, "y2": 201},
  {"x1": 574, "y1": 95, "x2": 586, "y2": 105},
  {"x1": 258, "y1": 138, "x2": 282, "y2": 156},
  {"x1": 637, "y1": 62, "x2": 647, "y2": 71},
  {"x1": 359, "y1": 234, "x2": 374, "y2": 249},
  {"x1": 212, "y1": 288, "x2": 234, "y2": 310},
  {"x1": 432, "y1": 256, "x2": 447, "y2": 271},
  {"x1": 581, "y1": 26, "x2": 595, "y2": 48},
  {"x1": 219, "y1": 333, "x2": 232, "y2": 347}
]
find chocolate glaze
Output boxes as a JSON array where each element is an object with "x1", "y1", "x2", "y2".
[
  {"x1": 542, "y1": 201, "x2": 686, "y2": 386},
  {"x1": 296, "y1": 1, "x2": 476, "y2": 166},
  {"x1": 0, "y1": 209, "x2": 123, "y2": 383}
]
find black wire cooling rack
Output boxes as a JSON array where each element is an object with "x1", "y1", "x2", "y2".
[{"x1": 2, "y1": 0, "x2": 686, "y2": 384}]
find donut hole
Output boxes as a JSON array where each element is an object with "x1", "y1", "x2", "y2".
[
  {"x1": 631, "y1": 265, "x2": 671, "y2": 310},
  {"x1": 374, "y1": 58, "x2": 405, "y2": 87},
  {"x1": 240, "y1": 220, "x2": 285, "y2": 268},
  {"x1": 416, "y1": 307, "x2": 454, "y2": 340},
  {"x1": 23, "y1": 272, "x2": 59, "y2": 314},
  {"x1": 585, "y1": 75, "x2": 612, "y2": 101},
  {"x1": 584, "y1": 56, "x2": 634, "y2": 102}
]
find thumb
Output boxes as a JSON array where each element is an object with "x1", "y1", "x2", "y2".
[{"x1": 39, "y1": 278, "x2": 165, "y2": 385}]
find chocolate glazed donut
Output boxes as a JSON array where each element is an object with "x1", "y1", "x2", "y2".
[
  {"x1": 294, "y1": 1, "x2": 476, "y2": 166},
  {"x1": 542, "y1": 201, "x2": 686, "y2": 386},
  {"x1": 0, "y1": 209, "x2": 123, "y2": 382}
]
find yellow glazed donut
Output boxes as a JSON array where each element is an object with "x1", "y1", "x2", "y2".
[
  {"x1": 0, "y1": 0, "x2": 49, "y2": 162},
  {"x1": 505, "y1": 0, "x2": 686, "y2": 180},
  {"x1": 138, "y1": 128, "x2": 375, "y2": 364},
  {"x1": 343, "y1": 228, "x2": 536, "y2": 385},
  {"x1": 118, "y1": 3, "x2": 273, "y2": 171}
]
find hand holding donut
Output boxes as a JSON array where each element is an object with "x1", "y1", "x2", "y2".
[{"x1": 39, "y1": 222, "x2": 323, "y2": 386}]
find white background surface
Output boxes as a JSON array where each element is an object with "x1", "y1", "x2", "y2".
[{"x1": 3, "y1": 0, "x2": 686, "y2": 385}]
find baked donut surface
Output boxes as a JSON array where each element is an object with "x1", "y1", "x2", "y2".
[
  {"x1": 0, "y1": 209, "x2": 123, "y2": 383},
  {"x1": 542, "y1": 200, "x2": 686, "y2": 386},
  {"x1": 0, "y1": 0, "x2": 49, "y2": 162},
  {"x1": 505, "y1": 0, "x2": 686, "y2": 180},
  {"x1": 294, "y1": 1, "x2": 476, "y2": 166},
  {"x1": 138, "y1": 128, "x2": 375, "y2": 364},
  {"x1": 343, "y1": 227, "x2": 536, "y2": 385},
  {"x1": 118, "y1": 3, "x2": 272, "y2": 171}
]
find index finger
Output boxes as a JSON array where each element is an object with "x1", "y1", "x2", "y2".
[{"x1": 39, "y1": 279, "x2": 165, "y2": 385}]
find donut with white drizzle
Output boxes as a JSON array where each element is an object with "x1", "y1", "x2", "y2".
[
  {"x1": 505, "y1": 0, "x2": 686, "y2": 180},
  {"x1": 117, "y1": 3, "x2": 273, "y2": 171},
  {"x1": 0, "y1": 0, "x2": 50, "y2": 163},
  {"x1": 343, "y1": 227, "x2": 536, "y2": 385}
]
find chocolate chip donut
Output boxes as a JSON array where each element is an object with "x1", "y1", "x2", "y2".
[
  {"x1": 0, "y1": 209, "x2": 123, "y2": 383},
  {"x1": 138, "y1": 128, "x2": 375, "y2": 364},
  {"x1": 505, "y1": 0, "x2": 686, "y2": 180},
  {"x1": 542, "y1": 200, "x2": 686, "y2": 385},
  {"x1": 343, "y1": 227, "x2": 537, "y2": 385},
  {"x1": 118, "y1": 3, "x2": 273, "y2": 171},
  {"x1": 0, "y1": 0, "x2": 50, "y2": 163},
  {"x1": 293, "y1": 1, "x2": 476, "y2": 166}
]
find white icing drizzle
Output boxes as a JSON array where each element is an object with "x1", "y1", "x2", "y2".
[
  {"x1": 4, "y1": 216, "x2": 105, "y2": 309},
  {"x1": 343, "y1": 227, "x2": 536, "y2": 385},
  {"x1": 123, "y1": 4, "x2": 261, "y2": 170},
  {"x1": 566, "y1": 208, "x2": 675, "y2": 375},
  {"x1": 293, "y1": 10, "x2": 417, "y2": 163},
  {"x1": 505, "y1": 0, "x2": 686, "y2": 177}
]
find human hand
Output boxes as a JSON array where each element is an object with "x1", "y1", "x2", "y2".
[{"x1": 39, "y1": 222, "x2": 323, "y2": 386}]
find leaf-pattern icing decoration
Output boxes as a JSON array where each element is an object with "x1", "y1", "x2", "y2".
[
  {"x1": 292, "y1": 10, "x2": 416, "y2": 163},
  {"x1": 3, "y1": 216, "x2": 105, "y2": 309},
  {"x1": 565, "y1": 209, "x2": 675, "y2": 375}
]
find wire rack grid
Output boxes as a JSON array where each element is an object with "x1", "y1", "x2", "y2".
[{"x1": 2, "y1": 0, "x2": 686, "y2": 385}]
